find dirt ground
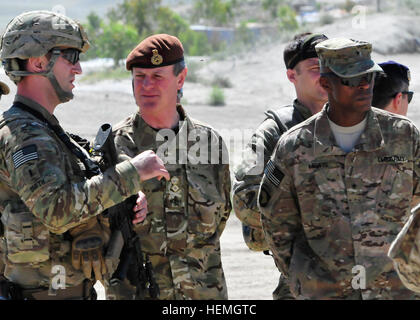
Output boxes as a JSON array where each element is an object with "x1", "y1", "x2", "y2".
[{"x1": 0, "y1": 13, "x2": 419, "y2": 300}]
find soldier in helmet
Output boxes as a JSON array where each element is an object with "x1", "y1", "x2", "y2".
[
  {"x1": 109, "y1": 34, "x2": 232, "y2": 300},
  {"x1": 231, "y1": 32, "x2": 328, "y2": 299},
  {"x1": 0, "y1": 80, "x2": 9, "y2": 287},
  {"x1": 259, "y1": 38, "x2": 420, "y2": 299},
  {"x1": 0, "y1": 11, "x2": 168, "y2": 300}
]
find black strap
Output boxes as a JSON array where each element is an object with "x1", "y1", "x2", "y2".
[
  {"x1": 13, "y1": 102, "x2": 101, "y2": 178},
  {"x1": 265, "y1": 105, "x2": 306, "y2": 134}
]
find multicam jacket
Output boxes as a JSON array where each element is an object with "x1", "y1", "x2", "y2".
[
  {"x1": 388, "y1": 204, "x2": 420, "y2": 293},
  {"x1": 260, "y1": 105, "x2": 420, "y2": 299},
  {"x1": 113, "y1": 105, "x2": 232, "y2": 300},
  {"x1": 232, "y1": 100, "x2": 311, "y2": 299},
  {"x1": 232, "y1": 100, "x2": 312, "y2": 250},
  {"x1": 0, "y1": 95, "x2": 141, "y2": 289}
]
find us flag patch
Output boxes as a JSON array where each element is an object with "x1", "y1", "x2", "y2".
[
  {"x1": 12, "y1": 145, "x2": 38, "y2": 169},
  {"x1": 264, "y1": 160, "x2": 284, "y2": 187}
]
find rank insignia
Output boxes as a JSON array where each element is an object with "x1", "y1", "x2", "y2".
[
  {"x1": 170, "y1": 176, "x2": 180, "y2": 193},
  {"x1": 151, "y1": 49, "x2": 163, "y2": 66}
]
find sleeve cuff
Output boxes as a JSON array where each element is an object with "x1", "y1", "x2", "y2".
[{"x1": 115, "y1": 160, "x2": 141, "y2": 196}]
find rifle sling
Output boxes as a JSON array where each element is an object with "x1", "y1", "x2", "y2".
[{"x1": 14, "y1": 102, "x2": 101, "y2": 178}]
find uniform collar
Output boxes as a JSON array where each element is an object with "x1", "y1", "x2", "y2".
[
  {"x1": 313, "y1": 103, "x2": 385, "y2": 157},
  {"x1": 294, "y1": 99, "x2": 313, "y2": 119},
  {"x1": 134, "y1": 104, "x2": 193, "y2": 150},
  {"x1": 14, "y1": 95, "x2": 61, "y2": 127}
]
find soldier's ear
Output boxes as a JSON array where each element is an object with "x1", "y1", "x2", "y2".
[
  {"x1": 393, "y1": 92, "x2": 403, "y2": 109},
  {"x1": 26, "y1": 56, "x2": 48, "y2": 72},
  {"x1": 176, "y1": 67, "x2": 187, "y2": 90},
  {"x1": 286, "y1": 69, "x2": 297, "y2": 84}
]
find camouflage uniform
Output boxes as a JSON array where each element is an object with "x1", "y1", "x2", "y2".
[
  {"x1": 112, "y1": 105, "x2": 232, "y2": 300},
  {"x1": 0, "y1": 95, "x2": 141, "y2": 297},
  {"x1": 0, "y1": 81, "x2": 9, "y2": 279},
  {"x1": 389, "y1": 205, "x2": 420, "y2": 293},
  {"x1": 0, "y1": 11, "x2": 145, "y2": 299},
  {"x1": 259, "y1": 102, "x2": 420, "y2": 299},
  {"x1": 232, "y1": 99, "x2": 311, "y2": 299}
]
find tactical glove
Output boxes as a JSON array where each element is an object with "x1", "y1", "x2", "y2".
[{"x1": 70, "y1": 216, "x2": 110, "y2": 281}]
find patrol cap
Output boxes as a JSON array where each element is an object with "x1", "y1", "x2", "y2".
[
  {"x1": 315, "y1": 38, "x2": 383, "y2": 78},
  {"x1": 378, "y1": 60, "x2": 410, "y2": 85},
  {"x1": 0, "y1": 81, "x2": 9, "y2": 95},
  {"x1": 126, "y1": 34, "x2": 184, "y2": 70},
  {"x1": 284, "y1": 33, "x2": 328, "y2": 69}
]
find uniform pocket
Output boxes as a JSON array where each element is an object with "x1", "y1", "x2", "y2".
[
  {"x1": 186, "y1": 164, "x2": 221, "y2": 240},
  {"x1": 1, "y1": 202, "x2": 50, "y2": 264},
  {"x1": 377, "y1": 163, "x2": 413, "y2": 222}
]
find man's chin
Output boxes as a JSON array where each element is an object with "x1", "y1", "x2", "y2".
[{"x1": 138, "y1": 102, "x2": 158, "y2": 110}]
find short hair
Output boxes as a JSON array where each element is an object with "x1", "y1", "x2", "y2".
[
  {"x1": 173, "y1": 60, "x2": 186, "y2": 76},
  {"x1": 372, "y1": 62, "x2": 410, "y2": 109}
]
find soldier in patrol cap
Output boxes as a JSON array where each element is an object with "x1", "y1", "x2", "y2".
[
  {"x1": 372, "y1": 61, "x2": 413, "y2": 116},
  {"x1": 232, "y1": 32, "x2": 328, "y2": 299},
  {"x1": 0, "y1": 11, "x2": 168, "y2": 300},
  {"x1": 109, "y1": 34, "x2": 232, "y2": 300},
  {"x1": 259, "y1": 38, "x2": 420, "y2": 299}
]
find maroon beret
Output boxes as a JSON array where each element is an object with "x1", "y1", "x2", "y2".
[{"x1": 126, "y1": 34, "x2": 184, "y2": 70}]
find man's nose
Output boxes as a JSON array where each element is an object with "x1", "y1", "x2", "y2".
[
  {"x1": 73, "y1": 61, "x2": 82, "y2": 74},
  {"x1": 358, "y1": 77, "x2": 371, "y2": 90},
  {"x1": 142, "y1": 75, "x2": 154, "y2": 88}
]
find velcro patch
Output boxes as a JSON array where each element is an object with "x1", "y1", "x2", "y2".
[
  {"x1": 12, "y1": 145, "x2": 38, "y2": 169},
  {"x1": 377, "y1": 155, "x2": 408, "y2": 164},
  {"x1": 264, "y1": 160, "x2": 284, "y2": 187}
]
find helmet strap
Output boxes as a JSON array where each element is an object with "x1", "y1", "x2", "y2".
[
  {"x1": 44, "y1": 49, "x2": 74, "y2": 103},
  {"x1": 8, "y1": 49, "x2": 74, "y2": 103}
]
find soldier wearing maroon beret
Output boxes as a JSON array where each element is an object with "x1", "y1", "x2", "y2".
[{"x1": 108, "y1": 34, "x2": 232, "y2": 300}]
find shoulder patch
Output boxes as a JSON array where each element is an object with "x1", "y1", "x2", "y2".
[
  {"x1": 264, "y1": 159, "x2": 284, "y2": 187},
  {"x1": 12, "y1": 145, "x2": 38, "y2": 169}
]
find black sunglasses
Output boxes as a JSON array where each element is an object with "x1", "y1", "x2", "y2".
[
  {"x1": 59, "y1": 48, "x2": 81, "y2": 65},
  {"x1": 402, "y1": 91, "x2": 414, "y2": 104},
  {"x1": 391, "y1": 91, "x2": 414, "y2": 104},
  {"x1": 321, "y1": 72, "x2": 376, "y2": 87}
]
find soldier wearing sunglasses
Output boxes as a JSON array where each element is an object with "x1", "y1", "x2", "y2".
[
  {"x1": 259, "y1": 38, "x2": 420, "y2": 299},
  {"x1": 0, "y1": 11, "x2": 168, "y2": 300},
  {"x1": 372, "y1": 61, "x2": 413, "y2": 116}
]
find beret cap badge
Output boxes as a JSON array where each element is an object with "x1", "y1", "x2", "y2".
[{"x1": 151, "y1": 49, "x2": 163, "y2": 66}]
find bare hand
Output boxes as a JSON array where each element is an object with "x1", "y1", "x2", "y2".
[
  {"x1": 130, "y1": 150, "x2": 170, "y2": 182},
  {"x1": 132, "y1": 191, "x2": 148, "y2": 224}
]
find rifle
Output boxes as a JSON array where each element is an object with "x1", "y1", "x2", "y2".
[{"x1": 92, "y1": 124, "x2": 159, "y2": 300}]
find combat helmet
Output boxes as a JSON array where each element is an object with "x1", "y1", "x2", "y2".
[{"x1": 0, "y1": 10, "x2": 90, "y2": 102}]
